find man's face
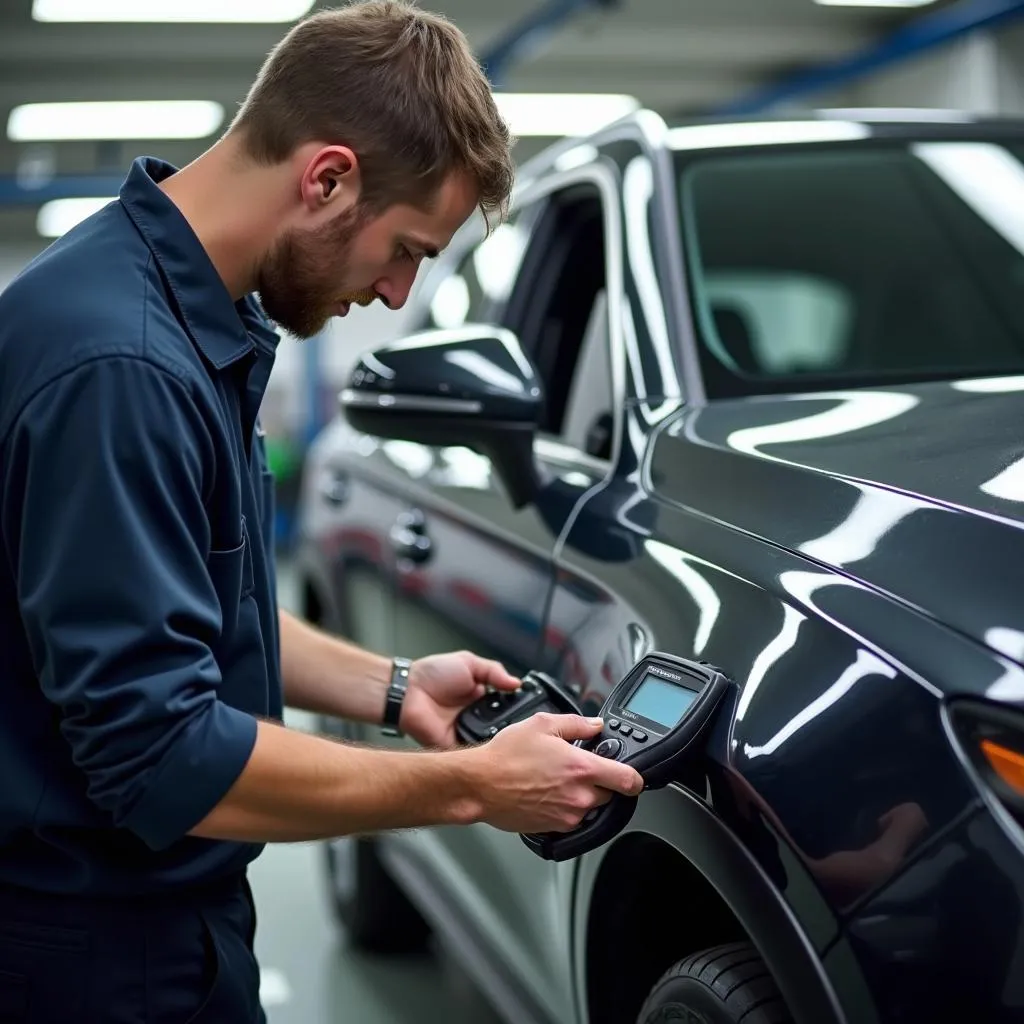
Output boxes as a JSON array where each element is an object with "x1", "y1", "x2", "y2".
[{"x1": 257, "y1": 171, "x2": 478, "y2": 340}]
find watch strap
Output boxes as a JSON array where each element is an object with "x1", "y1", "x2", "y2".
[{"x1": 382, "y1": 657, "x2": 412, "y2": 736}]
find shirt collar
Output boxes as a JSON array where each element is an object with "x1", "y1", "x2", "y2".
[{"x1": 118, "y1": 156, "x2": 279, "y2": 369}]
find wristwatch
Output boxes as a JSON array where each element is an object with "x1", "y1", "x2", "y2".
[{"x1": 382, "y1": 657, "x2": 412, "y2": 737}]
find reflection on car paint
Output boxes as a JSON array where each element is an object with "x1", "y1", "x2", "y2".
[
  {"x1": 299, "y1": 118, "x2": 1024, "y2": 1024},
  {"x1": 721, "y1": 389, "x2": 921, "y2": 459},
  {"x1": 643, "y1": 542, "x2": 721, "y2": 655}
]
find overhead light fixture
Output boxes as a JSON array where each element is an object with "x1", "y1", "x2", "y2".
[
  {"x1": 36, "y1": 197, "x2": 114, "y2": 238},
  {"x1": 814, "y1": 0, "x2": 936, "y2": 6},
  {"x1": 819, "y1": 107, "x2": 974, "y2": 122},
  {"x1": 8, "y1": 101, "x2": 225, "y2": 141},
  {"x1": 668, "y1": 120, "x2": 870, "y2": 150},
  {"x1": 493, "y1": 93, "x2": 639, "y2": 137},
  {"x1": 33, "y1": 0, "x2": 314, "y2": 21}
]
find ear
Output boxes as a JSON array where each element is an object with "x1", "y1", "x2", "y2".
[{"x1": 298, "y1": 145, "x2": 362, "y2": 215}]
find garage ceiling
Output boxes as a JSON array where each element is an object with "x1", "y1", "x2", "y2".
[{"x1": 0, "y1": 0, "x2": 940, "y2": 246}]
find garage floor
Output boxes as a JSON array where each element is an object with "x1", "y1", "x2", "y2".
[{"x1": 249, "y1": 559, "x2": 503, "y2": 1024}]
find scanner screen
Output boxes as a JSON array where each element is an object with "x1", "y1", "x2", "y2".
[{"x1": 625, "y1": 673, "x2": 697, "y2": 729}]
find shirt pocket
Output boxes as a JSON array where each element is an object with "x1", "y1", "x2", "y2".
[{"x1": 207, "y1": 517, "x2": 257, "y2": 635}]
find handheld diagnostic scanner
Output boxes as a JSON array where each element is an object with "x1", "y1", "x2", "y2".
[{"x1": 521, "y1": 653, "x2": 732, "y2": 861}]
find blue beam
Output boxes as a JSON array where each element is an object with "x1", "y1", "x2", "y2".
[
  {"x1": 0, "y1": 175, "x2": 125, "y2": 205},
  {"x1": 715, "y1": 0, "x2": 1024, "y2": 115},
  {"x1": 481, "y1": 0, "x2": 621, "y2": 88}
]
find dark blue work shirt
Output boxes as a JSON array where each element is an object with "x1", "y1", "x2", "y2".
[{"x1": 0, "y1": 157, "x2": 283, "y2": 896}]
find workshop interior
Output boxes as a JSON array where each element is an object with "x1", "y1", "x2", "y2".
[{"x1": 5, "y1": 0, "x2": 1024, "y2": 1021}]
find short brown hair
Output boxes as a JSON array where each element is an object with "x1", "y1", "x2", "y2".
[{"x1": 230, "y1": 0, "x2": 515, "y2": 227}]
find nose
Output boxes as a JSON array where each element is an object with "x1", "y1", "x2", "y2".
[{"x1": 374, "y1": 265, "x2": 418, "y2": 312}]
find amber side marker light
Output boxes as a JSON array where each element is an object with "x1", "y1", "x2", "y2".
[
  {"x1": 949, "y1": 700, "x2": 1024, "y2": 826},
  {"x1": 981, "y1": 739, "x2": 1024, "y2": 797}
]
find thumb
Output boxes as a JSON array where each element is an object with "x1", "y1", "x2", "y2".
[{"x1": 547, "y1": 714, "x2": 604, "y2": 741}]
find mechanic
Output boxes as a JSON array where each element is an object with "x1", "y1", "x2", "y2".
[{"x1": 0, "y1": 2, "x2": 644, "y2": 1021}]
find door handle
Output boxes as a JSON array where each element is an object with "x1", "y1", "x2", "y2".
[
  {"x1": 390, "y1": 509, "x2": 433, "y2": 564},
  {"x1": 318, "y1": 467, "x2": 350, "y2": 507}
]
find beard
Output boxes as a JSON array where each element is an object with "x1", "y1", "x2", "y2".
[{"x1": 256, "y1": 204, "x2": 371, "y2": 340}]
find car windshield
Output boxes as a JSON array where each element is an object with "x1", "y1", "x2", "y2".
[{"x1": 676, "y1": 136, "x2": 1024, "y2": 398}]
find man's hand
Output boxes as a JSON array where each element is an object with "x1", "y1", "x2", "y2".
[
  {"x1": 470, "y1": 713, "x2": 645, "y2": 834},
  {"x1": 402, "y1": 650, "x2": 520, "y2": 748}
]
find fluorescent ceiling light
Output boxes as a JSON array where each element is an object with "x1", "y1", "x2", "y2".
[
  {"x1": 493, "y1": 93, "x2": 639, "y2": 137},
  {"x1": 33, "y1": 0, "x2": 313, "y2": 21},
  {"x1": 819, "y1": 107, "x2": 974, "y2": 122},
  {"x1": 37, "y1": 197, "x2": 113, "y2": 238},
  {"x1": 814, "y1": 0, "x2": 936, "y2": 6},
  {"x1": 8, "y1": 101, "x2": 224, "y2": 141},
  {"x1": 668, "y1": 120, "x2": 869, "y2": 150}
]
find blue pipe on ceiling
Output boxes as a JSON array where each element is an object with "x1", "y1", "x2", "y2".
[
  {"x1": 715, "y1": 0, "x2": 1024, "y2": 115},
  {"x1": 480, "y1": 0, "x2": 621, "y2": 87}
]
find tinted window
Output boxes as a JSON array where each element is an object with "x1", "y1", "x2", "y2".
[
  {"x1": 419, "y1": 210, "x2": 533, "y2": 331},
  {"x1": 678, "y1": 143, "x2": 1024, "y2": 396},
  {"x1": 506, "y1": 187, "x2": 614, "y2": 459}
]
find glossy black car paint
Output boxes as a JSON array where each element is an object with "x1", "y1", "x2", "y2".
[{"x1": 296, "y1": 112, "x2": 1024, "y2": 1024}]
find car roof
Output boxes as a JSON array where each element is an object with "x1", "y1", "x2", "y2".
[{"x1": 514, "y1": 106, "x2": 1024, "y2": 187}]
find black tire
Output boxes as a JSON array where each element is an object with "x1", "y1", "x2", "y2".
[
  {"x1": 637, "y1": 942, "x2": 792, "y2": 1024},
  {"x1": 323, "y1": 835, "x2": 432, "y2": 955}
]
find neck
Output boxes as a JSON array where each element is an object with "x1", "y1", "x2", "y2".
[{"x1": 158, "y1": 135, "x2": 286, "y2": 301}]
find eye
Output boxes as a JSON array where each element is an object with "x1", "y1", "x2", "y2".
[{"x1": 396, "y1": 245, "x2": 415, "y2": 263}]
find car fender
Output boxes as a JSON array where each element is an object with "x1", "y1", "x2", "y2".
[{"x1": 571, "y1": 784, "x2": 863, "y2": 1024}]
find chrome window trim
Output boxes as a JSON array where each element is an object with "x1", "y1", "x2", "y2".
[{"x1": 533, "y1": 437, "x2": 609, "y2": 478}]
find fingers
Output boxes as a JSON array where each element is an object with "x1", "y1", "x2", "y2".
[
  {"x1": 472, "y1": 654, "x2": 521, "y2": 691},
  {"x1": 529, "y1": 716, "x2": 643, "y2": 795},
  {"x1": 542, "y1": 713, "x2": 605, "y2": 741},
  {"x1": 548, "y1": 789, "x2": 614, "y2": 833},
  {"x1": 586, "y1": 758, "x2": 645, "y2": 797}
]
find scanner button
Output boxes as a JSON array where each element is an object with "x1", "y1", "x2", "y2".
[
  {"x1": 633, "y1": 731, "x2": 648, "y2": 743},
  {"x1": 594, "y1": 738, "x2": 624, "y2": 760},
  {"x1": 608, "y1": 720, "x2": 620, "y2": 731},
  {"x1": 619, "y1": 724, "x2": 633, "y2": 737}
]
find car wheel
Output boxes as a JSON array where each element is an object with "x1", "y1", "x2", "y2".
[
  {"x1": 323, "y1": 835, "x2": 431, "y2": 954},
  {"x1": 637, "y1": 942, "x2": 792, "y2": 1024}
]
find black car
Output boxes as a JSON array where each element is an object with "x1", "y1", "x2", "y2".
[{"x1": 295, "y1": 109, "x2": 1024, "y2": 1024}]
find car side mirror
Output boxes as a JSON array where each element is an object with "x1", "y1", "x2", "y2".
[{"x1": 339, "y1": 325, "x2": 544, "y2": 508}]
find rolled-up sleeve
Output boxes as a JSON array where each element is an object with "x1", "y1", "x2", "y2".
[{"x1": 3, "y1": 355, "x2": 257, "y2": 851}]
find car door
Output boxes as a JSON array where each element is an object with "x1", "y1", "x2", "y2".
[
  {"x1": 298, "y1": 420, "x2": 409, "y2": 659},
  {"x1": 538, "y1": 135, "x2": 691, "y2": 719},
  {"x1": 368, "y1": 162, "x2": 625, "y2": 1020}
]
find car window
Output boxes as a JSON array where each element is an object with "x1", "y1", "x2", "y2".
[
  {"x1": 702, "y1": 271, "x2": 853, "y2": 374},
  {"x1": 505, "y1": 186, "x2": 615, "y2": 460},
  {"x1": 420, "y1": 210, "x2": 533, "y2": 331},
  {"x1": 677, "y1": 144, "x2": 1024, "y2": 397},
  {"x1": 561, "y1": 288, "x2": 613, "y2": 458}
]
